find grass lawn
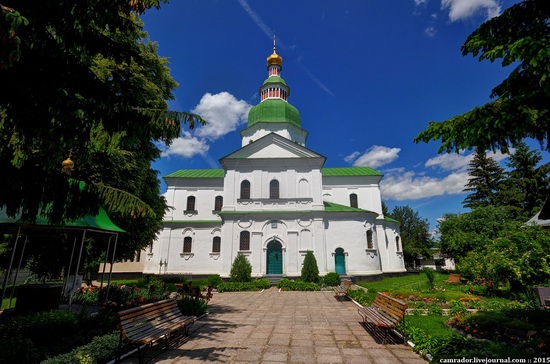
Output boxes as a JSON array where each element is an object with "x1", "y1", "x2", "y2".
[{"x1": 406, "y1": 315, "x2": 454, "y2": 339}]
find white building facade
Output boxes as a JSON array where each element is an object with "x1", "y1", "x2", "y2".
[{"x1": 143, "y1": 44, "x2": 406, "y2": 279}]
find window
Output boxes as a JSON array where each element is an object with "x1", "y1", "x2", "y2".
[
  {"x1": 212, "y1": 237, "x2": 221, "y2": 253},
  {"x1": 270, "y1": 179, "x2": 279, "y2": 199},
  {"x1": 350, "y1": 193, "x2": 358, "y2": 208},
  {"x1": 240, "y1": 180, "x2": 250, "y2": 199},
  {"x1": 395, "y1": 236, "x2": 400, "y2": 252},
  {"x1": 240, "y1": 231, "x2": 250, "y2": 251},
  {"x1": 186, "y1": 196, "x2": 196, "y2": 212},
  {"x1": 214, "y1": 196, "x2": 223, "y2": 211},
  {"x1": 183, "y1": 237, "x2": 192, "y2": 253},
  {"x1": 367, "y1": 230, "x2": 374, "y2": 249}
]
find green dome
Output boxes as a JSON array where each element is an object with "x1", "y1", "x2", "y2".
[
  {"x1": 262, "y1": 75, "x2": 287, "y2": 86},
  {"x1": 247, "y1": 99, "x2": 301, "y2": 128}
]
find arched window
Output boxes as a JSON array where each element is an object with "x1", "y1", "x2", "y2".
[
  {"x1": 367, "y1": 230, "x2": 374, "y2": 249},
  {"x1": 212, "y1": 236, "x2": 221, "y2": 253},
  {"x1": 270, "y1": 179, "x2": 279, "y2": 199},
  {"x1": 396, "y1": 236, "x2": 400, "y2": 252},
  {"x1": 240, "y1": 231, "x2": 250, "y2": 251},
  {"x1": 240, "y1": 180, "x2": 250, "y2": 199},
  {"x1": 186, "y1": 196, "x2": 196, "y2": 212},
  {"x1": 214, "y1": 196, "x2": 223, "y2": 211},
  {"x1": 183, "y1": 237, "x2": 192, "y2": 253},
  {"x1": 350, "y1": 193, "x2": 358, "y2": 208}
]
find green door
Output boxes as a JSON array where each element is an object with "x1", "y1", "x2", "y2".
[
  {"x1": 267, "y1": 240, "x2": 283, "y2": 275},
  {"x1": 335, "y1": 248, "x2": 346, "y2": 274}
]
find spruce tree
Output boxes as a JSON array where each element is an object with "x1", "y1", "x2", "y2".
[
  {"x1": 499, "y1": 141, "x2": 550, "y2": 215},
  {"x1": 463, "y1": 149, "x2": 504, "y2": 209},
  {"x1": 301, "y1": 251, "x2": 320, "y2": 283},
  {"x1": 230, "y1": 253, "x2": 252, "y2": 282}
]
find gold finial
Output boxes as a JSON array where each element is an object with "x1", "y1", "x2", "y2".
[
  {"x1": 267, "y1": 33, "x2": 282, "y2": 67},
  {"x1": 61, "y1": 150, "x2": 74, "y2": 174}
]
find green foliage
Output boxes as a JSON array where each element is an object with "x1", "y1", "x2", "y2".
[
  {"x1": 300, "y1": 250, "x2": 319, "y2": 283},
  {"x1": 463, "y1": 149, "x2": 505, "y2": 209},
  {"x1": 217, "y1": 278, "x2": 271, "y2": 292},
  {"x1": 229, "y1": 253, "x2": 252, "y2": 282},
  {"x1": 415, "y1": 0, "x2": 550, "y2": 153},
  {"x1": 177, "y1": 295, "x2": 208, "y2": 317},
  {"x1": 458, "y1": 225, "x2": 550, "y2": 293},
  {"x1": 276, "y1": 278, "x2": 320, "y2": 291},
  {"x1": 323, "y1": 272, "x2": 341, "y2": 287},
  {"x1": 207, "y1": 274, "x2": 223, "y2": 288},
  {"x1": 423, "y1": 267, "x2": 435, "y2": 290},
  {"x1": 389, "y1": 206, "x2": 433, "y2": 267},
  {"x1": 41, "y1": 332, "x2": 119, "y2": 364},
  {"x1": 437, "y1": 205, "x2": 520, "y2": 262}
]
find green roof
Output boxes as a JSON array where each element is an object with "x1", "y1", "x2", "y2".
[
  {"x1": 324, "y1": 201, "x2": 372, "y2": 213},
  {"x1": 262, "y1": 75, "x2": 287, "y2": 86},
  {"x1": 384, "y1": 216, "x2": 400, "y2": 224},
  {"x1": 163, "y1": 220, "x2": 221, "y2": 224},
  {"x1": 322, "y1": 167, "x2": 382, "y2": 177},
  {"x1": 164, "y1": 169, "x2": 224, "y2": 178},
  {"x1": 247, "y1": 99, "x2": 301, "y2": 128}
]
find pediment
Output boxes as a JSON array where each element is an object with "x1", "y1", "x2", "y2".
[{"x1": 221, "y1": 133, "x2": 324, "y2": 160}]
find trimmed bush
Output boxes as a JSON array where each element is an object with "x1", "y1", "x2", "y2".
[
  {"x1": 177, "y1": 295, "x2": 208, "y2": 316},
  {"x1": 217, "y1": 278, "x2": 271, "y2": 292},
  {"x1": 230, "y1": 253, "x2": 252, "y2": 282},
  {"x1": 207, "y1": 274, "x2": 223, "y2": 288},
  {"x1": 41, "y1": 332, "x2": 119, "y2": 364},
  {"x1": 301, "y1": 250, "x2": 319, "y2": 283},
  {"x1": 277, "y1": 278, "x2": 320, "y2": 291},
  {"x1": 323, "y1": 272, "x2": 341, "y2": 287}
]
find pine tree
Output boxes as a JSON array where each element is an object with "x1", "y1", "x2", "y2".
[
  {"x1": 499, "y1": 141, "x2": 550, "y2": 215},
  {"x1": 463, "y1": 149, "x2": 504, "y2": 209},
  {"x1": 301, "y1": 251, "x2": 320, "y2": 283}
]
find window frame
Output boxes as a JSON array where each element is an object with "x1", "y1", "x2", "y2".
[
  {"x1": 239, "y1": 231, "x2": 250, "y2": 251},
  {"x1": 349, "y1": 193, "x2": 358, "y2": 208},
  {"x1": 270, "y1": 179, "x2": 280, "y2": 199},
  {"x1": 240, "y1": 180, "x2": 251, "y2": 199}
]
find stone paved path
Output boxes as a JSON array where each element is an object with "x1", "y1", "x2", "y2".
[{"x1": 121, "y1": 288, "x2": 426, "y2": 363}]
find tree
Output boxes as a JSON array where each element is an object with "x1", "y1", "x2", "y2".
[
  {"x1": 415, "y1": 0, "x2": 550, "y2": 153},
  {"x1": 498, "y1": 141, "x2": 550, "y2": 216},
  {"x1": 0, "y1": 1, "x2": 204, "y2": 263},
  {"x1": 462, "y1": 149, "x2": 504, "y2": 209},
  {"x1": 389, "y1": 205, "x2": 432, "y2": 267},
  {"x1": 437, "y1": 205, "x2": 520, "y2": 262},
  {"x1": 230, "y1": 253, "x2": 252, "y2": 282},
  {"x1": 301, "y1": 250, "x2": 319, "y2": 283}
]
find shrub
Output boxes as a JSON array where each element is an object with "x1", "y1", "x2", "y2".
[
  {"x1": 177, "y1": 296, "x2": 208, "y2": 317},
  {"x1": 230, "y1": 253, "x2": 252, "y2": 282},
  {"x1": 301, "y1": 250, "x2": 319, "y2": 283},
  {"x1": 323, "y1": 272, "x2": 341, "y2": 287},
  {"x1": 217, "y1": 278, "x2": 271, "y2": 292},
  {"x1": 41, "y1": 332, "x2": 119, "y2": 364},
  {"x1": 207, "y1": 274, "x2": 223, "y2": 288},
  {"x1": 277, "y1": 278, "x2": 320, "y2": 291},
  {"x1": 423, "y1": 267, "x2": 435, "y2": 290}
]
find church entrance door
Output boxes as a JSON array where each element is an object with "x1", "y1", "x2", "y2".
[
  {"x1": 335, "y1": 248, "x2": 346, "y2": 274},
  {"x1": 266, "y1": 240, "x2": 283, "y2": 275}
]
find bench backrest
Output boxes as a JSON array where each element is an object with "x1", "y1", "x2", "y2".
[
  {"x1": 374, "y1": 293, "x2": 407, "y2": 322},
  {"x1": 446, "y1": 274, "x2": 461, "y2": 282},
  {"x1": 342, "y1": 279, "x2": 352, "y2": 290},
  {"x1": 117, "y1": 299, "x2": 182, "y2": 340},
  {"x1": 535, "y1": 287, "x2": 550, "y2": 307}
]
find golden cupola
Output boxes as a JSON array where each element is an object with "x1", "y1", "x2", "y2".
[{"x1": 266, "y1": 35, "x2": 282, "y2": 68}]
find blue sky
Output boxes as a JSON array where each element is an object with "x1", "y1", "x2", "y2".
[{"x1": 142, "y1": 0, "x2": 548, "y2": 230}]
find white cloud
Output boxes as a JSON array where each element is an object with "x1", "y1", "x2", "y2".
[
  {"x1": 441, "y1": 0, "x2": 501, "y2": 22},
  {"x1": 415, "y1": 0, "x2": 429, "y2": 5},
  {"x1": 424, "y1": 26, "x2": 437, "y2": 37},
  {"x1": 346, "y1": 145, "x2": 401, "y2": 168},
  {"x1": 381, "y1": 170, "x2": 469, "y2": 200},
  {"x1": 192, "y1": 92, "x2": 252, "y2": 141},
  {"x1": 425, "y1": 150, "x2": 509, "y2": 171},
  {"x1": 161, "y1": 132, "x2": 209, "y2": 158}
]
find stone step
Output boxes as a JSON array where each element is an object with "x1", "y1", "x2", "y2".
[{"x1": 266, "y1": 275, "x2": 284, "y2": 285}]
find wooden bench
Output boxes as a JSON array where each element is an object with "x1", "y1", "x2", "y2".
[
  {"x1": 443, "y1": 273, "x2": 461, "y2": 284},
  {"x1": 334, "y1": 279, "x2": 352, "y2": 300},
  {"x1": 358, "y1": 292, "x2": 407, "y2": 343},
  {"x1": 535, "y1": 287, "x2": 550, "y2": 308},
  {"x1": 116, "y1": 299, "x2": 196, "y2": 363}
]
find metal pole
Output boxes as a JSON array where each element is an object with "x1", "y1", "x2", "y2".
[
  {"x1": 8, "y1": 236, "x2": 28, "y2": 308},
  {"x1": 100, "y1": 235, "x2": 113, "y2": 291},
  {"x1": 68, "y1": 230, "x2": 86, "y2": 311},
  {"x1": 105, "y1": 234, "x2": 118, "y2": 302},
  {"x1": 63, "y1": 237, "x2": 78, "y2": 297},
  {"x1": 1, "y1": 227, "x2": 21, "y2": 309}
]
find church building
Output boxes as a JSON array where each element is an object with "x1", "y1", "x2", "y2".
[{"x1": 142, "y1": 43, "x2": 406, "y2": 280}]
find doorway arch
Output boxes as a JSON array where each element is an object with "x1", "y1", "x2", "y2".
[
  {"x1": 335, "y1": 248, "x2": 346, "y2": 274},
  {"x1": 266, "y1": 240, "x2": 283, "y2": 275}
]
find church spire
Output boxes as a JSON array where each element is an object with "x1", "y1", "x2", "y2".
[
  {"x1": 261, "y1": 35, "x2": 288, "y2": 102},
  {"x1": 266, "y1": 34, "x2": 282, "y2": 70}
]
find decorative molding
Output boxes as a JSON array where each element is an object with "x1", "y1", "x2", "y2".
[
  {"x1": 209, "y1": 253, "x2": 220, "y2": 260},
  {"x1": 237, "y1": 219, "x2": 253, "y2": 229},
  {"x1": 180, "y1": 253, "x2": 194, "y2": 260},
  {"x1": 184, "y1": 210, "x2": 197, "y2": 216},
  {"x1": 238, "y1": 250, "x2": 252, "y2": 256},
  {"x1": 297, "y1": 219, "x2": 312, "y2": 227},
  {"x1": 365, "y1": 249, "x2": 378, "y2": 258}
]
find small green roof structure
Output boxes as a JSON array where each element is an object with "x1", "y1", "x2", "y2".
[{"x1": 247, "y1": 99, "x2": 301, "y2": 128}]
